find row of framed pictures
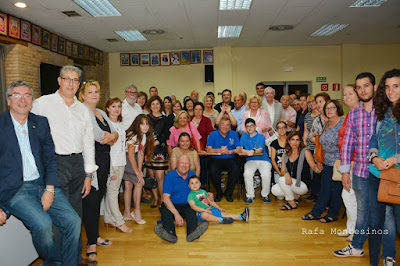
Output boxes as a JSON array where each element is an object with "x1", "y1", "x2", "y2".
[
  {"x1": 120, "y1": 50, "x2": 213, "y2": 66},
  {"x1": 0, "y1": 10, "x2": 103, "y2": 65}
]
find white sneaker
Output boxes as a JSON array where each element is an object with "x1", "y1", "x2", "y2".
[
  {"x1": 384, "y1": 257, "x2": 395, "y2": 266},
  {"x1": 333, "y1": 244, "x2": 364, "y2": 257}
]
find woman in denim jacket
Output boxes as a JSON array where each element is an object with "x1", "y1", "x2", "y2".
[{"x1": 368, "y1": 69, "x2": 400, "y2": 266}]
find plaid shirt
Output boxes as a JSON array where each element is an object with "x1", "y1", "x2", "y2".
[{"x1": 338, "y1": 102, "x2": 376, "y2": 178}]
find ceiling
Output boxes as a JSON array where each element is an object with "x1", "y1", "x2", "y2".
[{"x1": 1, "y1": 0, "x2": 399, "y2": 53}]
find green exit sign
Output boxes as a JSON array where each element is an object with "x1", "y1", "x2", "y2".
[{"x1": 316, "y1": 77, "x2": 327, "y2": 82}]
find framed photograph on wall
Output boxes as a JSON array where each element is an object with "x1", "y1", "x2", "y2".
[
  {"x1": 170, "y1": 52, "x2": 180, "y2": 65},
  {"x1": 89, "y1": 47, "x2": 95, "y2": 62},
  {"x1": 8, "y1": 16, "x2": 20, "y2": 39},
  {"x1": 72, "y1": 42, "x2": 78, "y2": 58},
  {"x1": 50, "y1": 33, "x2": 58, "y2": 52},
  {"x1": 20, "y1": 20, "x2": 31, "y2": 42},
  {"x1": 58, "y1": 37, "x2": 65, "y2": 55},
  {"x1": 150, "y1": 53, "x2": 160, "y2": 66},
  {"x1": 0, "y1": 12, "x2": 7, "y2": 36},
  {"x1": 84, "y1": 46, "x2": 90, "y2": 60},
  {"x1": 120, "y1": 53, "x2": 130, "y2": 66},
  {"x1": 190, "y1": 50, "x2": 201, "y2": 64},
  {"x1": 65, "y1": 40, "x2": 72, "y2": 56},
  {"x1": 181, "y1": 51, "x2": 190, "y2": 65},
  {"x1": 95, "y1": 49, "x2": 99, "y2": 63},
  {"x1": 32, "y1": 25, "x2": 41, "y2": 45},
  {"x1": 160, "y1": 53, "x2": 170, "y2": 66},
  {"x1": 130, "y1": 53, "x2": 139, "y2": 66},
  {"x1": 203, "y1": 50, "x2": 213, "y2": 64},
  {"x1": 78, "y1": 44, "x2": 84, "y2": 59},
  {"x1": 140, "y1": 53, "x2": 149, "y2": 66},
  {"x1": 99, "y1": 51, "x2": 103, "y2": 65},
  {"x1": 42, "y1": 30, "x2": 50, "y2": 50}
]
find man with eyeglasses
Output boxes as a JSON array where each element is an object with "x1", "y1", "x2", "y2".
[
  {"x1": 122, "y1": 84, "x2": 142, "y2": 130},
  {"x1": 0, "y1": 80, "x2": 81, "y2": 265},
  {"x1": 32, "y1": 65, "x2": 97, "y2": 264}
]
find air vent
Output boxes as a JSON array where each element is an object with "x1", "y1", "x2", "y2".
[
  {"x1": 106, "y1": 38, "x2": 119, "y2": 42},
  {"x1": 269, "y1": 25, "x2": 294, "y2": 31},
  {"x1": 62, "y1": 11, "x2": 81, "y2": 17},
  {"x1": 142, "y1": 29, "x2": 166, "y2": 36}
]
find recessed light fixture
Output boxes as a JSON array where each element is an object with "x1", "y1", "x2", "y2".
[
  {"x1": 73, "y1": 0, "x2": 121, "y2": 17},
  {"x1": 219, "y1": 0, "x2": 252, "y2": 10},
  {"x1": 350, "y1": 0, "x2": 387, "y2": 7},
  {"x1": 311, "y1": 24, "x2": 349, "y2": 36},
  {"x1": 218, "y1": 25, "x2": 243, "y2": 38},
  {"x1": 14, "y1": 2, "x2": 27, "y2": 8},
  {"x1": 115, "y1": 30, "x2": 147, "y2": 42},
  {"x1": 142, "y1": 29, "x2": 166, "y2": 36},
  {"x1": 269, "y1": 25, "x2": 294, "y2": 31}
]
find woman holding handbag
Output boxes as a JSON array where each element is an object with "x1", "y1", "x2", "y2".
[
  {"x1": 302, "y1": 100, "x2": 344, "y2": 222},
  {"x1": 367, "y1": 69, "x2": 400, "y2": 266}
]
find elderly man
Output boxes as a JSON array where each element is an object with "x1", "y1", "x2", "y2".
[
  {"x1": 214, "y1": 89, "x2": 234, "y2": 113},
  {"x1": 190, "y1": 90, "x2": 200, "y2": 103},
  {"x1": 1, "y1": 81, "x2": 81, "y2": 265},
  {"x1": 289, "y1": 94, "x2": 297, "y2": 106},
  {"x1": 170, "y1": 94, "x2": 177, "y2": 102},
  {"x1": 122, "y1": 84, "x2": 142, "y2": 130},
  {"x1": 261, "y1": 86, "x2": 286, "y2": 129},
  {"x1": 154, "y1": 155, "x2": 208, "y2": 243},
  {"x1": 293, "y1": 99, "x2": 301, "y2": 112},
  {"x1": 232, "y1": 94, "x2": 246, "y2": 133},
  {"x1": 206, "y1": 117, "x2": 241, "y2": 202},
  {"x1": 280, "y1": 95, "x2": 297, "y2": 133}
]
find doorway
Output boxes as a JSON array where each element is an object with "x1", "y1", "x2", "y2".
[
  {"x1": 261, "y1": 81, "x2": 311, "y2": 100},
  {"x1": 0, "y1": 45, "x2": 6, "y2": 112}
]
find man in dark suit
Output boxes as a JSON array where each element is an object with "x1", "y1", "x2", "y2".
[{"x1": 0, "y1": 81, "x2": 81, "y2": 265}]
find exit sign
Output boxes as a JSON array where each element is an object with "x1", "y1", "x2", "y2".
[{"x1": 316, "y1": 77, "x2": 327, "y2": 82}]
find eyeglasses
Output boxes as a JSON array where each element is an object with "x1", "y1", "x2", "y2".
[
  {"x1": 326, "y1": 106, "x2": 337, "y2": 111},
  {"x1": 245, "y1": 124, "x2": 255, "y2": 128},
  {"x1": 126, "y1": 91, "x2": 138, "y2": 95},
  {"x1": 10, "y1": 93, "x2": 33, "y2": 99},
  {"x1": 60, "y1": 77, "x2": 80, "y2": 84}
]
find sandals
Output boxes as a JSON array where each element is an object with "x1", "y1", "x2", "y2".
[
  {"x1": 86, "y1": 251, "x2": 97, "y2": 262},
  {"x1": 319, "y1": 216, "x2": 338, "y2": 223},
  {"x1": 302, "y1": 213, "x2": 320, "y2": 220},
  {"x1": 96, "y1": 239, "x2": 112, "y2": 247},
  {"x1": 150, "y1": 199, "x2": 159, "y2": 209},
  {"x1": 280, "y1": 202, "x2": 297, "y2": 210}
]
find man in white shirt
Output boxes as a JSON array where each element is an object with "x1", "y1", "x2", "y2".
[
  {"x1": 280, "y1": 95, "x2": 297, "y2": 132},
  {"x1": 232, "y1": 94, "x2": 246, "y2": 133},
  {"x1": 261, "y1": 86, "x2": 286, "y2": 129},
  {"x1": 121, "y1": 84, "x2": 142, "y2": 130}
]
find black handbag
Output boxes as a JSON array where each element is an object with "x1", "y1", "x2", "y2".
[{"x1": 143, "y1": 177, "x2": 158, "y2": 190}]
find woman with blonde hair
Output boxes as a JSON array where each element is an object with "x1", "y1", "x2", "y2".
[
  {"x1": 241, "y1": 95, "x2": 272, "y2": 139},
  {"x1": 203, "y1": 94, "x2": 219, "y2": 128}
]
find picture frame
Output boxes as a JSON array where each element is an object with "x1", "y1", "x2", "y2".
[
  {"x1": 140, "y1": 53, "x2": 149, "y2": 66},
  {"x1": 31, "y1": 25, "x2": 41, "y2": 45},
  {"x1": 120, "y1": 53, "x2": 130, "y2": 66},
  {"x1": 84, "y1": 46, "x2": 90, "y2": 60},
  {"x1": 89, "y1": 47, "x2": 95, "y2": 62},
  {"x1": 190, "y1": 50, "x2": 201, "y2": 64},
  {"x1": 180, "y1": 51, "x2": 190, "y2": 65},
  {"x1": 203, "y1": 50, "x2": 213, "y2": 64},
  {"x1": 20, "y1": 20, "x2": 31, "y2": 42},
  {"x1": 160, "y1": 53, "x2": 170, "y2": 66},
  {"x1": 150, "y1": 53, "x2": 160, "y2": 66},
  {"x1": 8, "y1": 16, "x2": 20, "y2": 39},
  {"x1": 0, "y1": 12, "x2": 7, "y2": 36},
  {"x1": 78, "y1": 44, "x2": 84, "y2": 59},
  {"x1": 58, "y1": 37, "x2": 65, "y2": 55},
  {"x1": 170, "y1": 52, "x2": 180, "y2": 65},
  {"x1": 50, "y1": 33, "x2": 58, "y2": 52},
  {"x1": 130, "y1": 53, "x2": 139, "y2": 66},
  {"x1": 99, "y1": 51, "x2": 103, "y2": 65},
  {"x1": 95, "y1": 49, "x2": 99, "y2": 63},
  {"x1": 42, "y1": 30, "x2": 50, "y2": 50},
  {"x1": 65, "y1": 40, "x2": 72, "y2": 56},
  {"x1": 72, "y1": 42, "x2": 78, "y2": 58}
]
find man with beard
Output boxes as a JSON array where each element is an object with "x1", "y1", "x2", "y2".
[{"x1": 122, "y1": 84, "x2": 142, "y2": 130}]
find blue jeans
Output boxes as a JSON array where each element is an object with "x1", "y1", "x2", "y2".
[
  {"x1": 5, "y1": 180, "x2": 81, "y2": 266},
  {"x1": 368, "y1": 173, "x2": 400, "y2": 266},
  {"x1": 351, "y1": 174, "x2": 370, "y2": 250},
  {"x1": 310, "y1": 165, "x2": 343, "y2": 218}
]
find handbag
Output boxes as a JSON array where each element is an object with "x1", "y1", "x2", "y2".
[
  {"x1": 314, "y1": 118, "x2": 327, "y2": 163},
  {"x1": 378, "y1": 168, "x2": 400, "y2": 205},
  {"x1": 188, "y1": 122, "x2": 204, "y2": 152},
  {"x1": 143, "y1": 176, "x2": 158, "y2": 190},
  {"x1": 332, "y1": 160, "x2": 354, "y2": 181}
]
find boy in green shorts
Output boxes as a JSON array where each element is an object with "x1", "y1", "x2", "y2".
[{"x1": 187, "y1": 176, "x2": 249, "y2": 224}]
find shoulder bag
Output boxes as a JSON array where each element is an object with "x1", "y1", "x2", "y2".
[
  {"x1": 314, "y1": 118, "x2": 327, "y2": 163},
  {"x1": 378, "y1": 168, "x2": 400, "y2": 205}
]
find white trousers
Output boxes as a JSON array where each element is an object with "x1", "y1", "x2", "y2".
[
  {"x1": 271, "y1": 176, "x2": 308, "y2": 201},
  {"x1": 342, "y1": 188, "x2": 357, "y2": 233},
  {"x1": 243, "y1": 160, "x2": 272, "y2": 198},
  {"x1": 104, "y1": 166, "x2": 125, "y2": 226}
]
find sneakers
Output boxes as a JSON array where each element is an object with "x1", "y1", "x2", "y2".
[
  {"x1": 333, "y1": 244, "x2": 364, "y2": 257},
  {"x1": 154, "y1": 225, "x2": 177, "y2": 243},
  {"x1": 245, "y1": 197, "x2": 254, "y2": 204},
  {"x1": 384, "y1": 257, "x2": 395, "y2": 266},
  {"x1": 186, "y1": 222, "x2": 209, "y2": 242},
  {"x1": 263, "y1": 196, "x2": 271, "y2": 203},
  {"x1": 220, "y1": 217, "x2": 235, "y2": 224},
  {"x1": 241, "y1": 207, "x2": 250, "y2": 222}
]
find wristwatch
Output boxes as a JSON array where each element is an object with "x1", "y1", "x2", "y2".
[
  {"x1": 85, "y1": 173, "x2": 94, "y2": 181},
  {"x1": 44, "y1": 188, "x2": 55, "y2": 194}
]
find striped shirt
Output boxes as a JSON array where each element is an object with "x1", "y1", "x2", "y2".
[
  {"x1": 11, "y1": 114, "x2": 40, "y2": 182},
  {"x1": 338, "y1": 102, "x2": 376, "y2": 178}
]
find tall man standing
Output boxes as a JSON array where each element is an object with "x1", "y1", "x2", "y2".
[
  {"x1": 0, "y1": 81, "x2": 81, "y2": 265},
  {"x1": 122, "y1": 84, "x2": 142, "y2": 130},
  {"x1": 261, "y1": 87, "x2": 286, "y2": 129},
  {"x1": 281, "y1": 95, "x2": 297, "y2": 133},
  {"x1": 256, "y1": 82, "x2": 265, "y2": 101}
]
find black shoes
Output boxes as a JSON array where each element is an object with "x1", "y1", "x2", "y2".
[
  {"x1": 245, "y1": 197, "x2": 254, "y2": 204},
  {"x1": 215, "y1": 193, "x2": 222, "y2": 202},
  {"x1": 225, "y1": 194, "x2": 233, "y2": 202},
  {"x1": 154, "y1": 225, "x2": 177, "y2": 243},
  {"x1": 186, "y1": 222, "x2": 209, "y2": 242}
]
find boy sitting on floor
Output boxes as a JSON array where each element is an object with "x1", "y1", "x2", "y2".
[{"x1": 187, "y1": 176, "x2": 249, "y2": 224}]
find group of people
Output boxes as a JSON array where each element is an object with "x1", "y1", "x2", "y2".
[{"x1": 0, "y1": 63, "x2": 399, "y2": 266}]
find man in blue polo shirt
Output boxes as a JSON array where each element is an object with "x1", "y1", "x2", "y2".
[
  {"x1": 154, "y1": 155, "x2": 208, "y2": 243},
  {"x1": 206, "y1": 117, "x2": 241, "y2": 202}
]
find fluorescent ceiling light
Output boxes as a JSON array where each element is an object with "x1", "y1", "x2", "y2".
[
  {"x1": 218, "y1": 25, "x2": 243, "y2": 38},
  {"x1": 14, "y1": 2, "x2": 27, "y2": 8},
  {"x1": 350, "y1": 0, "x2": 387, "y2": 7},
  {"x1": 219, "y1": 0, "x2": 252, "y2": 10},
  {"x1": 311, "y1": 24, "x2": 349, "y2": 36},
  {"x1": 73, "y1": 0, "x2": 121, "y2": 17},
  {"x1": 115, "y1": 30, "x2": 147, "y2": 42}
]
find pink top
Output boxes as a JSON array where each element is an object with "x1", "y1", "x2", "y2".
[
  {"x1": 241, "y1": 109, "x2": 272, "y2": 139},
  {"x1": 167, "y1": 122, "x2": 202, "y2": 148}
]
